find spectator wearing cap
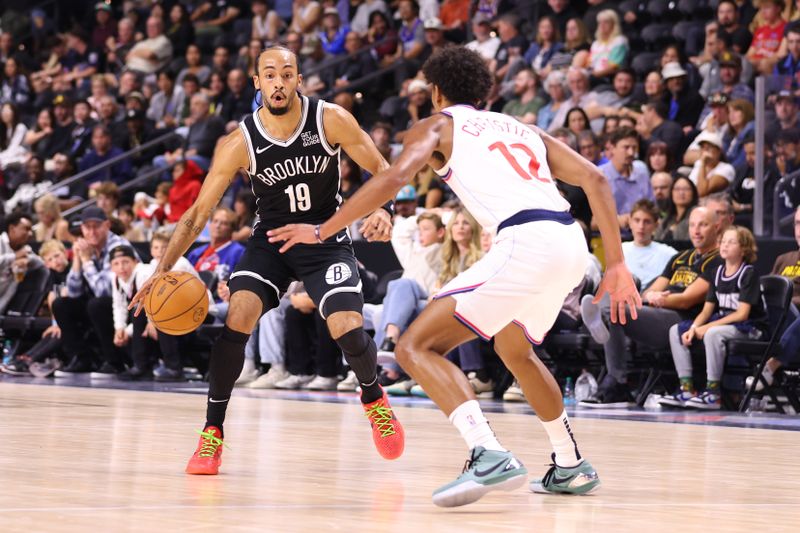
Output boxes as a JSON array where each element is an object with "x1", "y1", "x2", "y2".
[
  {"x1": 599, "y1": 127, "x2": 654, "y2": 228},
  {"x1": 689, "y1": 130, "x2": 735, "y2": 197},
  {"x1": 0, "y1": 211, "x2": 44, "y2": 315},
  {"x1": 636, "y1": 98, "x2": 684, "y2": 159},
  {"x1": 768, "y1": 90, "x2": 800, "y2": 138},
  {"x1": 389, "y1": 79, "x2": 432, "y2": 143},
  {"x1": 319, "y1": 7, "x2": 349, "y2": 56},
  {"x1": 724, "y1": 98, "x2": 755, "y2": 168},
  {"x1": 125, "y1": 107, "x2": 161, "y2": 166},
  {"x1": 91, "y1": 2, "x2": 116, "y2": 51},
  {"x1": 52, "y1": 206, "x2": 134, "y2": 375},
  {"x1": 125, "y1": 16, "x2": 173, "y2": 75},
  {"x1": 465, "y1": 14, "x2": 500, "y2": 63},
  {"x1": 774, "y1": 22, "x2": 800, "y2": 86},
  {"x1": 394, "y1": 184, "x2": 418, "y2": 218},
  {"x1": 419, "y1": 17, "x2": 451, "y2": 65},
  {"x1": 124, "y1": 91, "x2": 147, "y2": 113},
  {"x1": 774, "y1": 127, "x2": 800, "y2": 176},
  {"x1": 686, "y1": 93, "x2": 731, "y2": 165},
  {"x1": 662, "y1": 61, "x2": 705, "y2": 132},
  {"x1": 502, "y1": 68, "x2": 545, "y2": 125},
  {"x1": 701, "y1": 50, "x2": 755, "y2": 103},
  {"x1": 748, "y1": 0, "x2": 787, "y2": 75},
  {"x1": 78, "y1": 124, "x2": 133, "y2": 187}
]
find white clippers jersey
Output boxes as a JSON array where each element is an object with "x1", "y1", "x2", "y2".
[{"x1": 434, "y1": 105, "x2": 570, "y2": 233}]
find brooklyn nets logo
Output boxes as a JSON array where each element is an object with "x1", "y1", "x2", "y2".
[{"x1": 325, "y1": 263, "x2": 352, "y2": 285}]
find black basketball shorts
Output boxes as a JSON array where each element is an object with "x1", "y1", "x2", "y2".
[{"x1": 228, "y1": 230, "x2": 363, "y2": 319}]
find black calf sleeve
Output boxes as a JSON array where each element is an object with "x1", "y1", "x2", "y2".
[
  {"x1": 336, "y1": 327, "x2": 382, "y2": 403},
  {"x1": 205, "y1": 326, "x2": 250, "y2": 434}
]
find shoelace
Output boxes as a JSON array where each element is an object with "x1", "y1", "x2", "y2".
[
  {"x1": 461, "y1": 448, "x2": 487, "y2": 474},
  {"x1": 195, "y1": 429, "x2": 224, "y2": 458},
  {"x1": 364, "y1": 402, "x2": 397, "y2": 437}
]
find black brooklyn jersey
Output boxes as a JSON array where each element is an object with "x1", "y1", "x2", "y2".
[{"x1": 239, "y1": 95, "x2": 341, "y2": 231}]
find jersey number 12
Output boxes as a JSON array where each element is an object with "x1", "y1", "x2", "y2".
[
  {"x1": 488, "y1": 141, "x2": 549, "y2": 183},
  {"x1": 285, "y1": 183, "x2": 311, "y2": 212}
]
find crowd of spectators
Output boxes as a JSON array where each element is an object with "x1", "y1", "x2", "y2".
[{"x1": 1, "y1": 0, "x2": 799, "y2": 412}]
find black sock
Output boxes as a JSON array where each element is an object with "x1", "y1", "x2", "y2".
[
  {"x1": 335, "y1": 328, "x2": 382, "y2": 403},
  {"x1": 205, "y1": 325, "x2": 249, "y2": 435}
]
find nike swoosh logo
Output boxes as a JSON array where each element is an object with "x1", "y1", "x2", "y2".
[
  {"x1": 336, "y1": 233, "x2": 347, "y2": 242},
  {"x1": 552, "y1": 473, "x2": 574, "y2": 485},
  {"x1": 256, "y1": 144, "x2": 273, "y2": 154},
  {"x1": 474, "y1": 459, "x2": 510, "y2": 477},
  {"x1": 208, "y1": 398, "x2": 229, "y2": 403}
]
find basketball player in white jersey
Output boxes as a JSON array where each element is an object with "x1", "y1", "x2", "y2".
[{"x1": 269, "y1": 47, "x2": 641, "y2": 507}]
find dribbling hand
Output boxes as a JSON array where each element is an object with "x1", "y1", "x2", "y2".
[
  {"x1": 128, "y1": 272, "x2": 162, "y2": 317},
  {"x1": 594, "y1": 263, "x2": 642, "y2": 325}
]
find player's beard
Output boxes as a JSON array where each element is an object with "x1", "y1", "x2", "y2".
[{"x1": 266, "y1": 91, "x2": 295, "y2": 116}]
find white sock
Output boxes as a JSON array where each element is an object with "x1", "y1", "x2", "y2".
[
  {"x1": 449, "y1": 400, "x2": 506, "y2": 452},
  {"x1": 541, "y1": 410, "x2": 582, "y2": 467}
]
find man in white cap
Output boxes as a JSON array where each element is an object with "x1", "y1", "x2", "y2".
[
  {"x1": 662, "y1": 61, "x2": 704, "y2": 132},
  {"x1": 687, "y1": 130, "x2": 735, "y2": 197}
]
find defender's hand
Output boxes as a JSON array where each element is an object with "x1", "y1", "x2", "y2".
[
  {"x1": 268, "y1": 224, "x2": 317, "y2": 253},
  {"x1": 594, "y1": 263, "x2": 642, "y2": 325},
  {"x1": 361, "y1": 209, "x2": 392, "y2": 242},
  {"x1": 128, "y1": 272, "x2": 162, "y2": 317}
]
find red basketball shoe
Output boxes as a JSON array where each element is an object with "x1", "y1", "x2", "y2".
[
  {"x1": 362, "y1": 390, "x2": 405, "y2": 460},
  {"x1": 186, "y1": 426, "x2": 224, "y2": 475}
]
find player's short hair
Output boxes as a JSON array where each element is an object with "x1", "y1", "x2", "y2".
[
  {"x1": 630, "y1": 199, "x2": 660, "y2": 222},
  {"x1": 39, "y1": 239, "x2": 66, "y2": 259},
  {"x1": 417, "y1": 211, "x2": 444, "y2": 229},
  {"x1": 422, "y1": 47, "x2": 493, "y2": 107},
  {"x1": 257, "y1": 46, "x2": 298, "y2": 75}
]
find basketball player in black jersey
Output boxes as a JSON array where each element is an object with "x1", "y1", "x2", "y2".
[{"x1": 130, "y1": 47, "x2": 405, "y2": 475}]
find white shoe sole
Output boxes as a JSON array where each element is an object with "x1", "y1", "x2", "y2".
[
  {"x1": 432, "y1": 471, "x2": 528, "y2": 508},
  {"x1": 376, "y1": 351, "x2": 396, "y2": 365},
  {"x1": 577, "y1": 401, "x2": 632, "y2": 409},
  {"x1": 580, "y1": 295, "x2": 610, "y2": 344},
  {"x1": 529, "y1": 478, "x2": 601, "y2": 495}
]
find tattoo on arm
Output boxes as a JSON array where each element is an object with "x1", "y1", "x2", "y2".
[{"x1": 183, "y1": 217, "x2": 203, "y2": 235}]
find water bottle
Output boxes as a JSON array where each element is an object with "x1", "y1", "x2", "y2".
[
  {"x1": 563, "y1": 377, "x2": 576, "y2": 407},
  {"x1": 574, "y1": 370, "x2": 598, "y2": 403},
  {"x1": 2, "y1": 340, "x2": 12, "y2": 366}
]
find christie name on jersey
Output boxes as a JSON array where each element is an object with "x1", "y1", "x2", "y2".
[
  {"x1": 461, "y1": 116, "x2": 532, "y2": 139},
  {"x1": 252, "y1": 155, "x2": 333, "y2": 187}
]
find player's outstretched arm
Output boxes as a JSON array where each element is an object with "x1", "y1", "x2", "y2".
[
  {"x1": 129, "y1": 130, "x2": 249, "y2": 315},
  {"x1": 268, "y1": 115, "x2": 446, "y2": 252},
  {"x1": 323, "y1": 103, "x2": 393, "y2": 241},
  {"x1": 538, "y1": 127, "x2": 642, "y2": 324}
]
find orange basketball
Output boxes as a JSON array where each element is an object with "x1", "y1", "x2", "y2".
[{"x1": 144, "y1": 271, "x2": 209, "y2": 335}]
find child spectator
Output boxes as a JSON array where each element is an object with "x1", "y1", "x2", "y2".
[
  {"x1": 662, "y1": 226, "x2": 767, "y2": 410},
  {"x1": 117, "y1": 205, "x2": 145, "y2": 242}
]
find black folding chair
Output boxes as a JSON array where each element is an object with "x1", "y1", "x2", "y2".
[{"x1": 729, "y1": 276, "x2": 794, "y2": 413}]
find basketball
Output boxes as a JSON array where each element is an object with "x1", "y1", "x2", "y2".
[{"x1": 144, "y1": 271, "x2": 209, "y2": 335}]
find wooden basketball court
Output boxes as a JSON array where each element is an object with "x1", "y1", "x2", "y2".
[{"x1": 2, "y1": 381, "x2": 798, "y2": 532}]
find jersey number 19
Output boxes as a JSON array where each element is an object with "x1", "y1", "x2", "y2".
[{"x1": 285, "y1": 183, "x2": 311, "y2": 212}]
